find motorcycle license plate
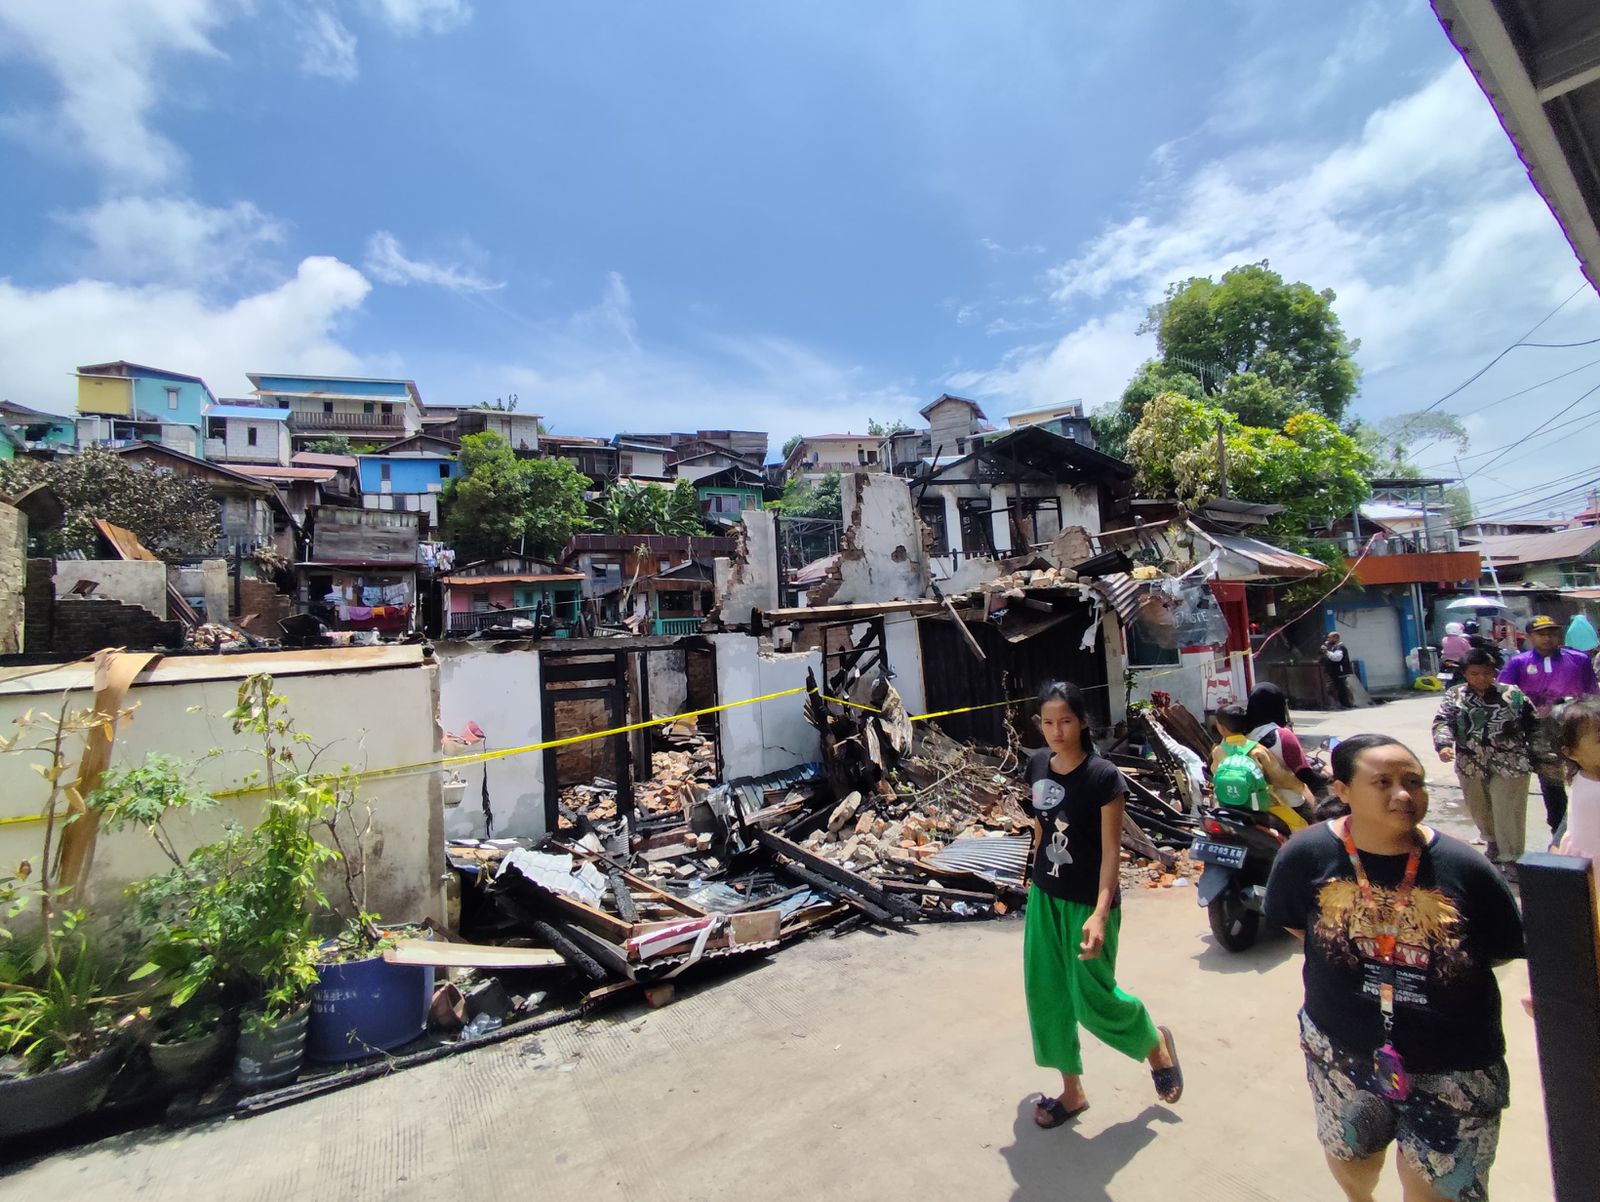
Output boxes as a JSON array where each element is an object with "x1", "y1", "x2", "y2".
[{"x1": 1190, "y1": 838, "x2": 1247, "y2": 869}]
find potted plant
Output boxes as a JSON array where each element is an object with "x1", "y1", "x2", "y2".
[
  {"x1": 305, "y1": 780, "x2": 433, "y2": 1062},
  {"x1": 0, "y1": 697, "x2": 138, "y2": 1137},
  {"x1": 97, "y1": 676, "x2": 341, "y2": 1093}
]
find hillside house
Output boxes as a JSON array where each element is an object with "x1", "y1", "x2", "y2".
[
  {"x1": 248, "y1": 373, "x2": 424, "y2": 450},
  {"x1": 203, "y1": 403, "x2": 292, "y2": 465},
  {"x1": 75, "y1": 361, "x2": 216, "y2": 460},
  {"x1": 439, "y1": 556, "x2": 586, "y2": 637}
]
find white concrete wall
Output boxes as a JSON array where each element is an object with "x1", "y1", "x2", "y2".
[
  {"x1": 882, "y1": 614, "x2": 927, "y2": 718},
  {"x1": 212, "y1": 418, "x2": 290, "y2": 465},
  {"x1": 711, "y1": 634, "x2": 823, "y2": 779},
  {"x1": 647, "y1": 649, "x2": 690, "y2": 718},
  {"x1": 434, "y1": 643, "x2": 546, "y2": 841},
  {"x1": 171, "y1": 559, "x2": 231, "y2": 622},
  {"x1": 831, "y1": 473, "x2": 931, "y2": 603},
  {"x1": 0, "y1": 647, "x2": 443, "y2": 924},
  {"x1": 54, "y1": 559, "x2": 168, "y2": 617},
  {"x1": 714, "y1": 509, "x2": 780, "y2": 626},
  {"x1": 1127, "y1": 648, "x2": 1228, "y2": 720}
]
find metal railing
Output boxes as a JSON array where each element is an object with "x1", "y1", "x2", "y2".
[
  {"x1": 288, "y1": 411, "x2": 407, "y2": 430},
  {"x1": 448, "y1": 606, "x2": 541, "y2": 635},
  {"x1": 654, "y1": 617, "x2": 704, "y2": 636}
]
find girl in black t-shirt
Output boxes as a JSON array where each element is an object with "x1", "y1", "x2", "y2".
[
  {"x1": 1018, "y1": 681, "x2": 1182, "y2": 1129},
  {"x1": 1263, "y1": 734, "x2": 1524, "y2": 1202}
]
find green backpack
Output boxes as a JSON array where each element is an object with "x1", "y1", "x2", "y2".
[{"x1": 1213, "y1": 739, "x2": 1272, "y2": 810}]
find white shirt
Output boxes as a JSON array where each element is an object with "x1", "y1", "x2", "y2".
[{"x1": 1564, "y1": 773, "x2": 1600, "y2": 866}]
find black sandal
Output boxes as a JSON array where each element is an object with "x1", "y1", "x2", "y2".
[
  {"x1": 1033, "y1": 1093, "x2": 1090, "y2": 1128},
  {"x1": 1151, "y1": 1026, "x2": 1183, "y2": 1104}
]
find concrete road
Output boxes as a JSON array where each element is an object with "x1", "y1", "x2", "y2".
[
  {"x1": 1293, "y1": 692, "x2": 1557, "y2": 855},
  {"x1": 0, "y1": 825, "x2": 1552, "y2": 1201}
]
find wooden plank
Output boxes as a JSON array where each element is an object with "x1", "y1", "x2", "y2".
[
  {"x1": 381, "y1": 939, "x2": 565, "y2": 969},
  {"x1": 752, "y1": 828, "x2": 920, "y2": 920}
]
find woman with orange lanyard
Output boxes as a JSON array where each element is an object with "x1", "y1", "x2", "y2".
[{"x1": 1263, "y1": 735, "x2": 1524, "y2": 1202}]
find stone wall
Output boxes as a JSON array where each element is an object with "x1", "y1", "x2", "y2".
[
  {"x1": 236, "y1": 578, "x2": 295, "y2": 637},
  {"x1": 52, "y1": 597, "x2": 183, "y2": 659},
  {"x1": 23, "y1": 559, "x2": 53, "y2": 653},
  {"x1": 0, "y1": 505, "x2": 24, "y2": 654},
  {"x1": 53, "y1": 559, "x2": 168, "y2": 618}
]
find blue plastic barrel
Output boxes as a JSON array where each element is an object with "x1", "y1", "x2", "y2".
[{"x1": 307, "y1": 953, "x2": 434, "y2": 1062}]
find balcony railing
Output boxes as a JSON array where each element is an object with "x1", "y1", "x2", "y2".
[
  {"x1": 447, "y1": 606, "x2": 542, "y2": 636},
  {"x1": 653, "y1": 617, "x2": 704, "y2": 636},
  {"x1": 288, "y1": 411, "x2": 406, "y2": 430}
]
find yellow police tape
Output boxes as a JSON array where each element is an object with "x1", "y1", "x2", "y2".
[{"x1": 0, "y1": 660, "x2": 1201, "y2": 822}]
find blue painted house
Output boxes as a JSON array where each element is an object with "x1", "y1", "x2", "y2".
[
  {"x1": 358, "y1": 434, "x2": 461, "y2": 533},
  {"x1": 75, "y1": 361, "x2": 217, "y2": 459},
  {"x1": 247, "y1": 373, "x2": 424, "y2": 450}
]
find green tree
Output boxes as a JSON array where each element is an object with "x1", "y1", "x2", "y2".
[
  {"x1": 1125, "y1": 393, "x2": 1372, "y2": 547},
  {"x1": 1355, "y1": 411, "x2": 1469, "y2": 476},
  {"x1": 781, "y1": 433, "x2": 805, "y2": 460},
  {"x1": 1144, "y1": 262, "x2": 1360, "y2": 422},
  {"x1": 303, "y1": 436, "x2": 353, "y2": 456},
  {"x1": 866, "y1": 418, "x2": 909, "y2": 437},
  {"x1": 770, "y1": 472, "x2": 843, "y2": 522},
  {"x1": 1096, "y1": 262, "x2": 1361, "y2": 459},
  {"x1": 1092, "y1": 361, "x2": 1205, "y2": 460},
  {"x1": 0, "y1": 445, "x2": 222, "y2": 561},
  {"x1": 593, "y1": 479, "x2": 709, "y2": 536},
  {"x1": 440, "y1": 432, "x2": 590, "y2": 560}
]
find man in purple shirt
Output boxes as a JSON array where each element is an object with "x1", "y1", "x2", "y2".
[{"x1": 1499, "y1": 615, "x2": 1600, "y2": 835}]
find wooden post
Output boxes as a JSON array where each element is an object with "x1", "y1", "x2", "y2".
[{"x1": 1519, "y1": 852, "x2": 1600, "y2": 1202}]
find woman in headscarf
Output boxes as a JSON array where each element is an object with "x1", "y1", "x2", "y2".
[
  {"x1": 1440, "y1": 622, "x2": 1471, "y2": 684},
  {"x1": 1245, "y1": 683, "x2": 1322, "y2": 816}
]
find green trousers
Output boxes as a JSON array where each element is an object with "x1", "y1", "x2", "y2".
[{"x1": 1023, "y1": 887, "x2": 1160, "y2": 1076}]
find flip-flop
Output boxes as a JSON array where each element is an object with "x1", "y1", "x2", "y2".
[
  {"x1": 1151, "y1": 1026, "x2": 1183, "y2": 1104},
  {"x1": 1032, "y1": 1093, "x2": 1090, "y2": 1128}
]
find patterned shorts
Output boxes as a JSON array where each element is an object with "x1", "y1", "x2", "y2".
[{"x1": 1299, "y1": 1011, "x2": 1509, "y2": 1202}]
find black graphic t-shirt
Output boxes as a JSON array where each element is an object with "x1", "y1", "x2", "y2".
[
  {"x1": 1263, "y1": 823, "x2": 1525, "y2": 1072},
  {"x1": 1023, "y1": 749, "x2": 1125, "y2": 906}
]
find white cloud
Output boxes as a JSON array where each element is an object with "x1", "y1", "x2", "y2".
[
  {"x1": 440, "y1": 275, "x2": 920, "y2": 451},
  {"x1": 60, "y1": 195, "x2": 287, "y2": 287},
  {"x1": 0, "y1": 0, "x2": 231, "y2": 185},
  {"x1": 372, "y1": 0, "x2": 469, "y2": 35},
  {"x1": 364, "y1": 231, "x2": 503, "y2": 293},
  {"x1": 961, "y1": 63, "x2": 1591, "y2": 423},
  {"x1": 297, "y1": 7, "x2": 358, "y2": 81},
  {"x1": 0, "y1": 257, "x2": 371, "y2": 408}
]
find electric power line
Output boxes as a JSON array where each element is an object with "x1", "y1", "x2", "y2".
[{"x1": 1463, "y1": 380, "x2": 1600, "y2": 482}]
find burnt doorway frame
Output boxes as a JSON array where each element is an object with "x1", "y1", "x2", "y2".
[{"x1": 538, "y1": 637, "x2": 721, "y2": 834}]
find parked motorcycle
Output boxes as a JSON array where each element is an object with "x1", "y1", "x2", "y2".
[{"x1": 1190, "y1": 805, "x2": 1295, "y2": 951}]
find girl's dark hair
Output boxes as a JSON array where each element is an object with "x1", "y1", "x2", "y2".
[
  {"x1": 1330, "y1": 733, "x2": 1414, "y2": 784},
  {"x1": 1037, "y1": 680, "x2": 1095, "y2": 753},
  {"x1": 1557, "y1": 696, "x2": 1600, "y2": 754},
  {"x1": 1461, "y1": 648, "x2": 1499, "y2": 670},
  {"x1": 1245, "y1": 683, "x2": 1290, "y2": 730}
]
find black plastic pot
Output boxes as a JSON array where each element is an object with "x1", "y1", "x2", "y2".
[
  {"x1": 149, "y1": 1024, "x2": 236, "y2": 1093},
  {"x1": 0, "y1": 1042, "x2": 119, "y2": 1138},
  {"x1": 232, "y1": 1005, "x2": 309, "y2": 1092}
]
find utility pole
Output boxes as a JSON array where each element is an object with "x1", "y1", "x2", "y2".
[{"x1": 1215, "y1": 419, "x2": 1229, "y2": 498}]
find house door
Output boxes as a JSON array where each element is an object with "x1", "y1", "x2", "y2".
[{"x1": 1332, "y1": 605, "x2": 1405, "y2": 693}]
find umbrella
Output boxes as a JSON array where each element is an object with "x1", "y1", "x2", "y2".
[{"x1": 1445, "y1": 595, "x2": 1507, "y2": 611}]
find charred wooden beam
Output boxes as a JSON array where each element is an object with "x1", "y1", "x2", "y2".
[{"x1": 753, "y1": 829, "x2": 921, "y2": 921}]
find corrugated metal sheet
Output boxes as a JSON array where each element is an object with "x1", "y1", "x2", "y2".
[
  {"x1": 1196, "y1": 525, "x2": 1325, "y2": 578},
  {"x1": 926, "y1": 835, "x2": 1032, "y2": 884},
  {"x1": 440, "y1": 573, "x2": 584, "y2": 586},
  {"x1": 1091, "y1": 572, "x2": 1147, "y2": 625},
  {"x1": 1474, "y1": 527, "x2": 1600, "y2": 566}
]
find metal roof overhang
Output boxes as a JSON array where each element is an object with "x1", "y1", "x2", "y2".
[{"x1": 1435, "y1": 0, "x2": 1600, "y2": 293}]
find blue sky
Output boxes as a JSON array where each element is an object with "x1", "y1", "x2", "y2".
[{"x1": 2, "y1": 1, "x2": 1598, "y2": 517}]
